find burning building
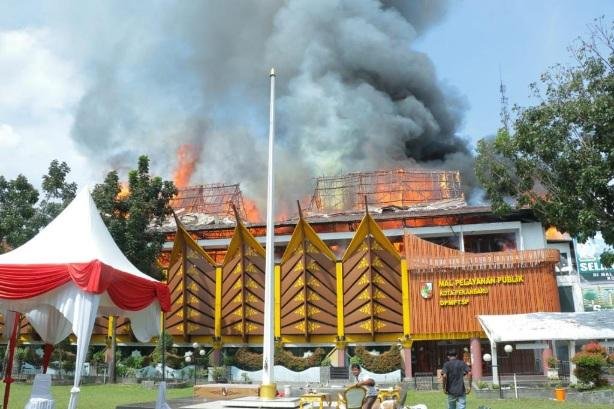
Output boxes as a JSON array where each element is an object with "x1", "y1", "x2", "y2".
[{"x1": 153, "y1": 168, "x2": 563, "y2": 379}]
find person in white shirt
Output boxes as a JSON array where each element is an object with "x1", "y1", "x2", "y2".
[{"x1": 351, "y1": 363, "x2": 377, "y2": 409}]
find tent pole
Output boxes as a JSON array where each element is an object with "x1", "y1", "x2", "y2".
[
  {"x1": 161, "y1": 316, "x2": 166, "y2": 382},
  {"x1": 109, "y1": 315, "x2": 117, "y2": 383},
  {"x1": 3, "y1": 312, "x2": 21, "y2": 409}
]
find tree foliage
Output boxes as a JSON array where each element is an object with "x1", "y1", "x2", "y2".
[
  {"x1": 92, "y1": 155, "x2": 176, "y2": 278},
  {"x1": 0, "y1": 160, "x2": 76, "y2": 252},
  {"x1": 476, "y1": 19, "x2": 614, "y2": 265}
]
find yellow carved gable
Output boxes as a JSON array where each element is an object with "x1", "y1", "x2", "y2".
[
  {"x1": 358, "y1": 289, "x2": 370, "y2": 300},
  {"x1": 373, "y1": 289, "x2": 387, "y2": 300},
  {"x1": 373, "y1": 274, "x2": 385, "y2": 285},
  {"x1": 294, "y1": 305, "x2": 305, "y2": 317},
  {"x1": 306, "y1": 242, "x2": 318, "y2": 254},
  {"x1": 372, "y1": 257, "x2": 384, "y2": 269},
  {"x1": 359, "y1": 304, "x2": 386, "y2": 315},
  {"x1": 307, "y1": 277, "x2": 321, "y2": 288},
  {"x1": 358, "y1": 274, "x2": 370, "y2": 285},
  {"x1": 293, "y1": 260, "x2": 304, "y2": 273},
  {"x1": 359, "y1": 319, "x2": 386, "y2": 331},
  {"x1": 307, "y1": 260, "x2": 321, "y2": 272},
  {"x1": 307, "y1": 292, "x2": 321, "y2": 301},
  {"x1": 245, "y1": 278, "x2": 259, "y2": 289},
  {"x1": 358, "y1": 258, "x2": 369, "y2": 269},
  {"x1": 307, "y1": 306, "x2": 321, "y2": 316}
]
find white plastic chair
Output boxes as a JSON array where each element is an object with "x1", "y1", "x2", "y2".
[{"x1": 24, "y1": 374, "x2": 55, "y2": 409}]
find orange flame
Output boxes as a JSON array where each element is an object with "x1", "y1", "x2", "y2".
[
  {"x1": 117, "y1": 182, "x2": 130, "y2": 200},
  {"x1": 243, "y1": 198, "x2": 262, "y2": 223},
  {"x1": 173, "y1": 144, "x2": 200, "y2": 189}
]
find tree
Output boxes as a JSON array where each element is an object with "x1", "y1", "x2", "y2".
[
  {"x1": 476, "y1": 18, "x2": 614, "y2": 265},
  {"x1": 31, "y1": 160, "x2": 78, "y2": 231},
  {"x1": 92, "y1": 155, "x2": 176, "y2": 278},
  {"x1": 0, "y1": 174, "x2": 39, "y2": 252},
  {"x1": 0, "y1": 161, "x2": 76, "y2": 253}
]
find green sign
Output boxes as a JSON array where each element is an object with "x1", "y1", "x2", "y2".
[
  {"x1": 575, "y1": 234, "x2": 614, "y2": 283},
  {"x1": 577, "y1": 258, "x2": 614, "y2": 282}
]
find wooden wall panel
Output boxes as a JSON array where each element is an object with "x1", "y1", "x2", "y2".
[
  {"x1": 280, "y1": 240, "x2": 337, "y2": 338},
  {"x1": 165, "y1": 239, "x2": 217, "y2": 339},
  {"x1": 165, "y1": 260, "x2": 185, "y2": 336},
  {"x1": 221, "y1": 246, "x2": 265, "y2": 338},
  {"x1": 343, "y1": 235, "x2": 403, "y2": 337},
  {"x1": 409, "y1": 265, "x2": 560, "y2": 334}
]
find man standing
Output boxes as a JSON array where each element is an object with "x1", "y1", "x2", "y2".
[
  {"x1": 442, "y1": 350, "x2": 471, "y2": 409},
  {"x1": 351, "y1": 363, "x2": 378, "y2": 409}
]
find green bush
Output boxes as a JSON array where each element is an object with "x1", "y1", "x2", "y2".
[
  {"x1": 572, "y1": 341, "x2": 609, "y2": 388},
  {"x1": 234, "y1": 347, "x2": 327, "y2": 372},
  {"x1": 275, "y1": 346, "x2": 326, "y2": 371},
  {"x1": 349, "y1": 355, "x2": 363, "y2": 366},
  {"x1": 234, "y1": 348, "x2": 262, "y2": 371},
  {"x1": 116, "y1": 364, "x2": 128, "y2": 377},
  {"x1": 354, "y1": 346, "x2": 402, "y2": 374},
  {"x1": 123, "y1": 355, "x2": 144, "y2": 369}
]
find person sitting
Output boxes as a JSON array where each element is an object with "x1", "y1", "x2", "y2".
[{"x1": 351, "y1": 363, "x2": 378, "y2": 409}]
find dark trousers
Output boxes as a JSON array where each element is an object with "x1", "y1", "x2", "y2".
[{"x1": 363, "y1": 396, "x2": 377, "y2": 409}]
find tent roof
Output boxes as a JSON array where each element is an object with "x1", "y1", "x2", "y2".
[
  {"x1": 477, "y1": 311, "x2": 614, "y2": 342},
  {"x1": 0, "y1": 188, "x2": 153, "y2": 281}
]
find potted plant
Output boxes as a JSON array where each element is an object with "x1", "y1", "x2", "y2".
[{"x1": 546, "y1": 357, "x2": 559, "y2": 380}]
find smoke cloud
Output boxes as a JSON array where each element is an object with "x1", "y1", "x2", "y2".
[{"x1": 59, "y1": 0, "x2": 472, "y2": 213}]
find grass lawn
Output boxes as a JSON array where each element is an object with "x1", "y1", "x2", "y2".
[
  {"x1": 405, "y1": 390, "x2": 613, "y2": 409},
  {"x1": 2, "y1": 384, "x2": 612, "y2": 409},
  {"x1": 1, "y1": 383, "x2": 194, "y2": 409}
]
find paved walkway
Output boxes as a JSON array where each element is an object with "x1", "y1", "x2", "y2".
[{"x1": 116, "y1": 397, "x2": 221, "y2": 409}]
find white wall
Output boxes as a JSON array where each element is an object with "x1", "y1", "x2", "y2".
[{"x1": 521, "y1": 222, "x2": 547, "y2": 250}]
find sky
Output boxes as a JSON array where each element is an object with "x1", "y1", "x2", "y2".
[
  {"x1": 0, "y1": 0, "x2": 612, "y2": 210},
  {"x1": 414, "y1": 0, "x2": 614, "y2": 143}
]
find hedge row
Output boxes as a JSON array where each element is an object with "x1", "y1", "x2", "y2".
[
  {"x1": 354, "y1": 346, "x2": 402, "y2": 374},
  {"x1": 234, "y1": 346, "x2": 327, "y2": 372}
]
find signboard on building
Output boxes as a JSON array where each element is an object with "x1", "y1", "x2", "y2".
[
  {"x1": 582, "y1": 284, "x2": 614, "y2": 311},
  {"x1": 575, "y1": 233, "x2": 614, "y2": 282}
]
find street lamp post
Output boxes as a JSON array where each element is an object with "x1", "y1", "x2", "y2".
[
  {"x1": 504, "y1": 344, "x2": 513, "y2": 373},
  {"x1": 185, "y1": 343, "x2": 206, "y2": 385},
  {"x1": 484, "y1": 344, "x2": 513, "y2": 400},
  {"x1": 483, "y1": 353, "x2": 502, "y2": 399}
]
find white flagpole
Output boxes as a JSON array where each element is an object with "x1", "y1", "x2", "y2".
[{"x1": 261, "y1": 68, "x2": 277, "y2": 399}]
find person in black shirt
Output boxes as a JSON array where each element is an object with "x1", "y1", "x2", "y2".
[{"x1": 441, "y1": 349, "x2": 471, "y2": 409}]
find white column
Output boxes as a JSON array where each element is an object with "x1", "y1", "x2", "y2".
[
  {"x1": 261, "y1": 68, "x2": 276, "y2": 394},
  {"x1": 490, "y1": 340, "x2": 500, "y2": 387},
  {"x1": 568, "y1": 340, "x2": 577, "y2": 384}
]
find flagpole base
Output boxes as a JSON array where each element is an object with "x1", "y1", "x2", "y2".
[{"x1": 260, "y1": 383, "x2": 277, "y2": 399}]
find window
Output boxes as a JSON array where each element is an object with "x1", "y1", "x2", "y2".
[
  {"x1": 464, "y1": 232, "x2": 516, "y2": 253},
  {"x1": 422, "y1": 236, "x2": 460, "y2": 250}
]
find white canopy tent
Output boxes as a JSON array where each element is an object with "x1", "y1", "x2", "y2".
[
  {"x1": 0, "y1": 188, "x2": 170, "y2": 409},
  {"x1": 477, "y1": 311, "x2": 614, "y2": 384},
  {"x1": 478, "y1": 311, "x2": 614, "y2": 342}
]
